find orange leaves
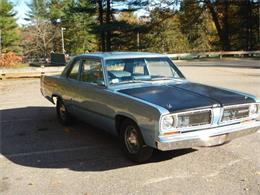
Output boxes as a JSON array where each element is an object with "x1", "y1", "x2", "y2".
[{"x1": 0, "y1": 52, "x2": 23, "y2": 67}]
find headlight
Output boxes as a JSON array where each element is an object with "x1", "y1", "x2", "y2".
[
  {"x1": 249, "y1": 104, "x2": 258, "y2": 115},
  {"x1": 249, "y1": 104, "x2": 260, "y2": 120},
  {"x1": 253, "y1": 103, "x2": 260, "y2": 120},
  {"x1": 161, "y1": 115, "x2": 175, "y2": 131}
]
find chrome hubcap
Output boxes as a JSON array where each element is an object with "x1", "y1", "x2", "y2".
[{"x1": 124, "y1": 126, "x2": 140, "y2": 154}]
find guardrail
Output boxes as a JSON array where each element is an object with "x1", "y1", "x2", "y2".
[
  {"x1": 167, "y1": 50, "x2": 260, "y2": 59},
  {"x1": 0, "y1": 66, "x2": 64, "y2": 80}
]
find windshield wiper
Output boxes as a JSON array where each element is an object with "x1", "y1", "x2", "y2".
[{"x1": 116, "y1": 79, "x2": 154, "y2": 85}]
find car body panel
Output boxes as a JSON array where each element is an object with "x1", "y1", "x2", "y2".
[
  {"x1": 118, "y1": 84, "x2": 217, "y2": 112},
  {"x1": 118, "y1": 81, "x2": 256, "y2": 112},
  {"x1": 172, "y1": 82, "x2": 255, "y2": 106}
]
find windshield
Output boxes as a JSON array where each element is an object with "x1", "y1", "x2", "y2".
[{"x1": 105, "y1": 57, "x2": 184, "y2": 85}]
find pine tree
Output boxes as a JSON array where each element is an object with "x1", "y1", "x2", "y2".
[
  {"x1": 94, "y1": 0, "x2": 149, "y2": 51},
  {"x1": 144, "y1": 8, "x2": 189, "y2": 53},
  {"x1": 0, "y1": 0, "x2": 21, "y2": 54},
  {"x1": 63, "y1": 0, "x2": 97, "y2": 54},
  {"x1": 179, "y1": 0, "x2": 213, "y2": 51}
]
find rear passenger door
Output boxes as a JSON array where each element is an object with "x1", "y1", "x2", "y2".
[{"x1": 62, "y1": 58, "x2": 82, "y2": 113}]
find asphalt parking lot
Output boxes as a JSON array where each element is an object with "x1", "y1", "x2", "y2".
[{"x1": 0, "y1": 59, "x2": 260, "y2": 195}]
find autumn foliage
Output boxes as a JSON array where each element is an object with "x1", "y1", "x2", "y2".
[{"x1": 0, "y1": 52, "x2": 23, "y2": 67}]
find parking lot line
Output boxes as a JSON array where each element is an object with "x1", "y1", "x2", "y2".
[{"x1": 0, "y1": 145, "x2": 114, "y2": 159}]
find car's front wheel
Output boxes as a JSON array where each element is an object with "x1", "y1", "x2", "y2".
[
  {"x1": 120, "y1": 119, "x2": 153, "y2": 163},
  {"x1": 56, "y1": 98, "x2": 72, "y2": 125}
]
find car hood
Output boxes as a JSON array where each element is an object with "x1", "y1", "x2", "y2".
[{"x1": 118, "y1": 82, "x2": 255, "y2": 112}]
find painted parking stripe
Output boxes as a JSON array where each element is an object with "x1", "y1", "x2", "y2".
[{"x1": 0, "y1": 145, "x2": 114, "y2": 159}]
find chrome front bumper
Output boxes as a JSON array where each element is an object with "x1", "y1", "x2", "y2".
[{"x1": 156, "y1": 121, "x2": 260, "y2": 151}]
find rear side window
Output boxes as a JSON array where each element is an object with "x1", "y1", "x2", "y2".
[{"x1": 68, "y1": 60, "x2": 81, "y2": 80}]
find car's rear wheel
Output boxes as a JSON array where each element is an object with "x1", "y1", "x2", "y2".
[
  {"x1": 56, "y1": 98, "x2": 72, "y2": 125},
  {"x1": 119, "y1": 119, "x2": 153, "y2": 163}
]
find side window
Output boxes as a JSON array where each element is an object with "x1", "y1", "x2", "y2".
[
  {"x1": 133, "y1": 65, "x2": 145, "y2": 75},
  {"x1": 81, "y1": 59, "x2": 104, "y2": 85},
  {"x1": 68, "y1": 60, "x2": 81, "y2": 80}
]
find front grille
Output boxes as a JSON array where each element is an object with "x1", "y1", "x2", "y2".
[
  {"x1": 177, "y1": 110, "x2": 211, "y2": 128},
  {"x1": 221, "y1": 105, "x2": 250, "y2": 122}
]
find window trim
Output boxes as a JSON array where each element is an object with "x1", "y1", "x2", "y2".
[
  {"x1": 79, "y1": 57, "x2": 106, "y2": 87},
  {"x1": 66, "y1": 58, "x2": 82, "y2": 81},
  {"x1": 104, "y1": 57, "x2": 185, "y2": 87}
]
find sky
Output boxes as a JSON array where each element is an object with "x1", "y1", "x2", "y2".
[{"x1": 10, "y1": 0, "x2": 31, "y2": 26}]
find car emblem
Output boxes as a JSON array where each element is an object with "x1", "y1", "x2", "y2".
[{"x1": 166, "y1": 103, "x2": 173, "y2": 109}]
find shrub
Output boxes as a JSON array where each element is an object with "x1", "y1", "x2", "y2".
[{"x1": 0, "y1": 52, "x2": 23, "y2": 68}]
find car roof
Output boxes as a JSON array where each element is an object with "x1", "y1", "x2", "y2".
[{"x1": 78, "y1": 52, "x2": 167, "y2": 60}]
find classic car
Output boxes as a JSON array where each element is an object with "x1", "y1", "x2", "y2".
[{"x1": 41, "y1": 52, "x2": 260, "y2": 162}]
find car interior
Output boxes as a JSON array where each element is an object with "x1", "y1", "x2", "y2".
[{"x1": 107, "y1": 60, "x2": 152, "y2": 84}]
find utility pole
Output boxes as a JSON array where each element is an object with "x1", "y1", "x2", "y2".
[{"x1": 61, "y1": 27, "x2": 66, "y2": 54}]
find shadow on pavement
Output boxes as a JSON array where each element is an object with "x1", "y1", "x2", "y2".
[{"x1": 0, "y1": 106, "x2": 196, "y2": 171}]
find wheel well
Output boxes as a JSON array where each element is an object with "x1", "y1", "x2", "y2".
[{"x1": 115, "y1": 115, "x2": 136, "y2": 135}]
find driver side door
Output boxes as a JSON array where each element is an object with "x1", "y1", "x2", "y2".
[{"x1": 72, "y1": 58, "x2": 115, "y2": 133}]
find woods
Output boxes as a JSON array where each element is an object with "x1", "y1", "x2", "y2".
[{"x1": 0, "y1": 0, "x2": 260, "y2": 63}]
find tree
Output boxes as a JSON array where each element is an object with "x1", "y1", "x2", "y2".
[
  {"x1": 24, "y1": 0, "x2": 97, "y2": 58},
  {"x1": 24, "y1": 0, "x2": 54, "y2": 59},
  {"x1": 179, "y1": 0, "x2": 214, "y2": 51},
  {"x1": 63, "y1": 0, "x2": 97, "y2": 54},
  {"x1": 94, "y1": 0, "x2": 149, "y2": 51},
  {"x1": 204, "y1": 0, "x2": 260, "y2": 51},
  {"x1": 143, "y1": 8, "x2": 189, "y2": 53},
  {"x1": 111, "y1": 12, "x2": 147, "y2": 51},
  {"x1": 0, "y1": 0, "x2": 21, "y2": 54}
]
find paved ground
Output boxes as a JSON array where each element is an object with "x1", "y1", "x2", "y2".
[{"x1": 0, "y1": 59, "x2": 260, "y2": 195}]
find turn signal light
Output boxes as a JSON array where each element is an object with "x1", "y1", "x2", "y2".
[{"x1": 163, "y1": 131, "x2": 180, "y2": 136}]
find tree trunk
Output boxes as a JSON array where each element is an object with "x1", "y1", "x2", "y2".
[
  {"x1": 106, "y1": 0, "x2": 111, "y2": 51},
  {"x1": 205, "y1": 0, "x2": 230, "y2": 50},
  {"x1": 258, "y1": 0, "x2": 260, "y2": 49},
  {"x1": 223, "y1": 0, "x2": 230, "y2": 50},
  {"x1": 98, "y1": 0, "x2": 105, "y2": 52}
]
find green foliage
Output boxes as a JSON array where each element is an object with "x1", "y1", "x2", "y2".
[
  {"x1": 144, "y1": 9, "x2": 190, "y2": 53},
  {"x1": 5, "y1": 0, "x2": 259, "y2": 60},
  {"x1": 22, "y1": 0, "x2": 97, "y2": 59},
  {"x1": 63, "y1": 0, "x2": 98, "y2": 54},
  {"x1": 0, "y1": 0, "x2": 21, "y2": 54},
  {"x1": 26, "y1": 0, "x2": 48, "y2": 19},
  {"x1": 179, "y1": 0, "x2": 212, "y2": 51},
  {"x1": 227, "y1": 0, "x2": 260, "y2": 50}
]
